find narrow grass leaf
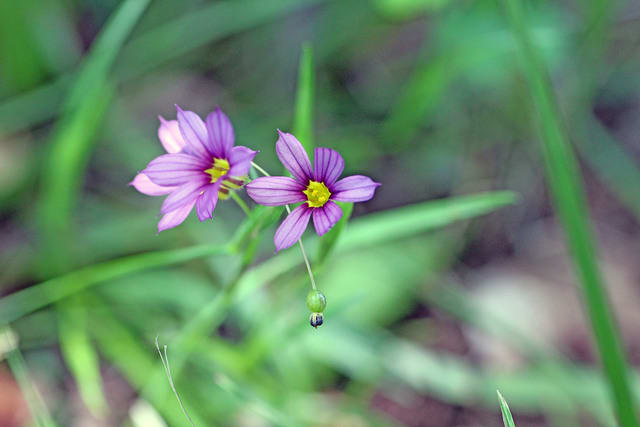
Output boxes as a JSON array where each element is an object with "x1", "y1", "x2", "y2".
[
  {"x1": 292, "y1": 42, "x2": 315, "y2": 153},
  {"x1": 58, "y1": 304, "x2": 108, "y2": 417},
  {"x1": 3, "y1": 329, "x2": 57, "y2": 427},
  {"x1": 339, "y1": 191, "x2": 517, "y2": 251},
  {"x1": 0, "y1": 244, "x2": 229, "y2": 324},
  {"x1": 39, "y1": 0, "x2": 150, "y2": 268},
  {"x1": 502, "y1": 0, "x2": 638, "y2": 424},
  {"x1": 0, "y1": 0, "x2": 322, "y2": 135},
  {"x1": 316, "y1": 201, "x2": 353, "y2": 266},
  {"x1": 497, "y1": 390, "x2": 516, "y2": 427}
]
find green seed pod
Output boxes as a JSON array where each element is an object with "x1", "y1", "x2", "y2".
[
  {"x1": 309, "y1": 312, "x2": 324, "y2": 328},
  {"x1": 306, "y1": 290, "x2": 327, "y2": 313}
]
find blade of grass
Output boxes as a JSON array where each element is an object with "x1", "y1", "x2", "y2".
[
  {"x1": 502, "y1": 0, "x2": 638, "y2": 425},
  {"x1": 0, "y1": 243, "x2": 229, "y2": 325},
  {"x1": 2, "y1": 329, "x2": 57, "y2": 427},
  {"x1": 0, "y1": 0, "x2": 322, "y2": 136},
  {"x1": 497, "y1": 390, "x2": 516, "y2": 427},
  {"x1": 58, "y1": 304, "x2": 107, "y2": 417},
  {"x1": 0, "y1": 191, "x2": 516, "y2": 324},
  {"x1": 39, "y1": 0, "x2": 151, "y2": 269},
  {"x1": 292, "y1": 42, "x2": 315, "y2": 153}
]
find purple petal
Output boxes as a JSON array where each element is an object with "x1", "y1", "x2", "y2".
[
  {"x1": 331, "y1": 175, "x2": 381, "y2": 202},
  {"x1": 205, "y1": 108, "x2": 235, "y2": 158},
  {"x1": 312, "y1": 201, "x2": 343, "y2": 236},
  {"x1": 158, "y1": 199, "x2": 196, "y2": 232},
  {"x1": 227, "y1": 146, "x2": 257, "y2": 177},
  {"x1": 275, "y1": 130, "x2": 313, "y2": 184},
  {"x1": 130, "y1": 173, "x2": 176, "y2": 196},
  {"x1": 274, "y1": 204, "x2": 312, "y2": 252},
  {"x1": 196, "y1": 183, "x2": 221, "y2": 221},
  {"x1": 143, "y1": 153, "x2": 209, "y2": 186},
  {"x1": 158, "y1": 116, "x2": 186, "y2": 154},
  {"x1": 314, "y1": 148, "x2": 344, "y2": 186},
  {"x1": 246, "y1": 176, "x2": 306, "y2": 206},
  {"x1": 161, "y1": 178, "x2": 208, "y2": 214},
  {"x1": 176, "y1": 105, "x2": 211, "y2": 159}
]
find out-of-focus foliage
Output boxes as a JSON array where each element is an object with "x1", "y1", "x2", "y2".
[{"x1": 1, "y1": 0, "x2": 640, "y2": 426}]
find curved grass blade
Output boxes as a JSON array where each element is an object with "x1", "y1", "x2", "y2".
[
  {"x1": 292, "y1": 42, "x2": 315, "y2": 153},
  {"x1": 497, "y1": 390, "x2": 516, "y2": 427},
  {"x1": 501, "y1": 0, "x2": 638, "y2": 424},
  {"x1": 2, "y1": 329, "x2": 57, "y2": 427},
  {"x1": 0, "y1": 243, "x2": 229, "y2": 325}
]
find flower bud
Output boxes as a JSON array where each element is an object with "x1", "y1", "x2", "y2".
[
  {"x1": 309, "y1": 312, "x2": 324, "y2": 328},
  {"x1": 306, "y1": 290, "x2": 327, "y2": 313}
]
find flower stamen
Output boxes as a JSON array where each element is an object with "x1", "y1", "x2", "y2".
[
  {"x1": 204, "y1": 158, "x2": 230, "y2": 183},
  {"x1": 303, "y1": 181, "x2": 331, "y2": 208}
]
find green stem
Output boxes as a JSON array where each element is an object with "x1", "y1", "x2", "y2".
[
  {"x1": 229, "y1": 192, "x2": 251, "y2": 217},
  {"x1": 502, "y1": 0, "x2": 638, "y2": 425},
  {"x1": 251, "y1": 162, "x2": 318, "y2": 291}
]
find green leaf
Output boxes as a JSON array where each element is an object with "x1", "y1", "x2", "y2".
[
  {"x1": 0, "y1": 243, "x2": 229, "y2": 325},
  {"x1": 2, "y1": 329, "x2": 57, "y2": 427},
  {"x1": 497, "y1": 390, "x2": 516, "y2": 427},
  {"x1": 316, "y1": 201, "x2": 353, "y2": 266},
  {"x1": 58, "y1": 303, "x2": 107, "y2": 417},
  {"x1": 38, "y1": 0, "x2": 150, "y2": 270},
  {"x1": 339, "y1": 191, "x2": 518, "y2": 251},
  {"x1": 0, "y1": 0, "x2": 323, "y2": 135},
  {"x1": 292, "y1": 42, "x2": 315, "y2": 153},
  {"x1": 502, "y1": 0, "x2": 638, "y2": 424}
]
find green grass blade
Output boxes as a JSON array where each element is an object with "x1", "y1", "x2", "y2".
[
  {"x1": 497, "y1": 390, "x2": 516, "y2": 427},
  {"x1": 339, "y1": 191, "x2": 517, "y2": 251},
  {"x1": 502, "y1": 0, "x2": 638, "y2": 425},
  {"x1": 0, "y1": 243, "x2": 229, "y2": 325},
  {"x1": 58, "y1": 304, "x2": 107, "y2": 417},
  {"x1": 38, "y1": 0, "x2": 150, "y2": 269},
  {"x1": 292, "y1": 42, "x2": 315, "y2": 153},
  {"x1": 0, "y1": 0, "x2": 322, "y2": 136},
  {"x1": 316, "y1": 201, "x2": 353, "y2": 266},
  {"x1": 2, "y1": 329, "x2": 57, "y2": 427}
]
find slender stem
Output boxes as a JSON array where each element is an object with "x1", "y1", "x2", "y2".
[
  {"x1": 251, "y1": 162, "x2": 318, "y2": 291},
  {"x1": 251, "y1": 161, "x2": 271, "y2": 177},
  {"x1": 229, "y1": 192, "x2": 251, "y2": 217}
]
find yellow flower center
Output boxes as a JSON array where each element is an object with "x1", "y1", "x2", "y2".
[
  {"x1": 303, "y1": 181, "x2": 331, "y2": 208},
  {"x1": 204, "y1": 158, "x2": 230, "y2": 183}
]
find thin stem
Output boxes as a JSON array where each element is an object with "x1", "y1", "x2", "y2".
[
  {"x1": 251, "y1": 162, "x2": 318, "y2": 291},
  {"x1": 229, "y1": 192, "x2": 251, "y2": 217},
  {"x1": 251, "y1": 161, "x2": 270, "y2": 177}
]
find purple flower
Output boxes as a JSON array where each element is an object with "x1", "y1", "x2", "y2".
[
  {"x1": 130, "y1": 106, "x2": 257, "y2": 232},
  {"x1": 246, "y1": 131, "x2": 380, "y2": 251}
]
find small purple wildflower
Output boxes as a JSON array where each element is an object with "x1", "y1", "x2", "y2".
[
  {"x1": 130, "y1": 106, "x2": 257, "y2": 232},
  {"x1": 246, "y1": 130, "x2": 380, "y2": 251}
]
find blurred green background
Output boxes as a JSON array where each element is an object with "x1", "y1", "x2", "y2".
[{"x1": 2, "y1": 0, "x2": 640, "y2": 425}]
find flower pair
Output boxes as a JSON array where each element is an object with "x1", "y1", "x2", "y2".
[{"x1": 131, "y1": 107, "x2": 380, "y2": 251}]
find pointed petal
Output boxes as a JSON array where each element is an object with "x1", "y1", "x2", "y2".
[
  {"x1": 314, "y1": 148, "x2": 344, "y2": 186},
  {"x1": 176, "y1": 105, "x2": 210, "y2": 159},
  {"x1": 196, "y1": 183, "x2": 221, "y2": 221},
  {"x1": 274, "y1": 204, "x2": 312, "y2": 252},
  {"x1": 275, "y1": 130, "x2": 312, "y2": 184},
  {"x1": 143, "y1": 153, "x2": 208, "y2": 186},
  {"x1": 227, "y1": 146, "x2": 257, "y2": 177},
  {"x1": 331, "y1": 175, "x2": 380, "y2": 202},
  {"x1": 246, "y1": 176, "x2": 306, "y2": 206},
  {"x1": 160, "y1": 178, "x2": 208, "y2": 214},
  {"x1": 158, "y1": 117, "x2": 186, "y2": 153},
  {"x1": 205, "y1": 107, "x2": 235, "y2": 158},
  {"x1": 312, "y1": 201, "x2": 343, "y2": 236},
  {"x1": 158, "y1": 199, "x2": 196, "y2": 232},
  {"x1": 130, "y1": 173, "x2": 176, "y2": 196}
]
